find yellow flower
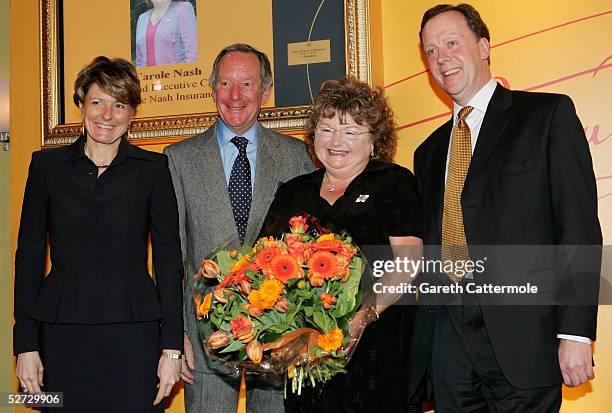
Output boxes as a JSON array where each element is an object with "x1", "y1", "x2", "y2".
[
  {"x1": 231, "y1": 254, "x2": 252, "y2": 273},
  {"x1": 196, "y1": 292, "x2": 213, "y2": 319},
  {"x1": 247, "y1": 279, "x2": 284, "y2": 310},
  {"x1": 316, "y1": 233, "x2": 336, "y2": 243},
  {"x1": 317, "y1": 328, "x2": 344, "y2": 352}
]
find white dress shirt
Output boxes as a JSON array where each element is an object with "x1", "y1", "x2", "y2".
[{"x1": 444, "y1": 78, "x2": 591, "y2": 345}]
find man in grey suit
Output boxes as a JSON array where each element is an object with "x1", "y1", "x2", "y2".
[{"x1": 164, "y1": 44, "x2": 313, "y2": 412}]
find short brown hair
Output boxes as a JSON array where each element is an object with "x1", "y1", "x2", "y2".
[
  {"x1": 73, "y1": 56, "x2": 142, "y2": 109},
  {"x1": 306, "y1": 76, "x2": 397, "y2": 163},
  {"x1": 419, "y1": 3, "x2": 490, "y2": 43}
]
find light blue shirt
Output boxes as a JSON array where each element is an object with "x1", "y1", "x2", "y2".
[{"x1": 216, "y1": 120, "x2": 258, "y2": 189}]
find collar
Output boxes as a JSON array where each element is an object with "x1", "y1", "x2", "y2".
[
  {"x1": 216, "y1": 120, "x2": 259, "y2": 148},
  {"x1": 453, "y1": 78, "x2": 497, "y2": 121},
  {"x1": 59, "y1": 134, "x2": 152, "y2": 166}
]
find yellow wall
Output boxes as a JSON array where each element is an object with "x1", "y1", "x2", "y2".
[
  {"x1": 381, "y1": 1, "x2": 612, "y2": 412},
  {"x1": 1, "y1": 0, "x2": 12, "y2": 407},
  {"x1": 8, "y1": 1, "x2": 611, "y2": 412}
]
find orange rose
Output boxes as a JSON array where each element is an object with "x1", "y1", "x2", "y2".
[
  {"x1": 275, "y1": 297, "x2": 289, "y2": 313},
  {"x1": 317, "y1": 328, "x2": 344, "y2": 352},
  {"x1": 338, "y1": 243, "x2": 357, "y2": 260},
  {"x1": 308, "y1": 272, "x2": 325, "y2": 287},
  {"x1": 230, "y1": 315, "x2": 254, "y2": 339},
  {"x1": 289, "y1": 215, "x2": 308, "y2": 234},
  {"x1": 313, "y1": 239, "x2": 343, "y2": 253},
  {"x1": 320, "y1": 293, "x2": 337, "y2": 310},
  {"x1": 286, "y1": 234, "x2": 310, "y2": 264},
  {"x1": 335, "y1": 255, "x2": 351, "y2": 282}
]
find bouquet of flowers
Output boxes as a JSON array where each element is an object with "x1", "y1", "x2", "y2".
[{"x1": 192, "y1": 215, "x2": 363, "y2": 394}]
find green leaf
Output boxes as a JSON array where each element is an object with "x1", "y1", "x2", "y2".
[
  {"x1": 216, "y1": 251, "x2": 235, "y2": 275},
  {"x1": 312, "y1": 310, "x2": 336, "y2": 332},
  {"x1": 219, "y1": 338, "x2": 245, "y2": 353},
  {"x1": 331, "y1": 256, "x2": 363, "y2": 318}
]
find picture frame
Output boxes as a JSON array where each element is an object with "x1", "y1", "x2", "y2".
[{"x1": 40, "y1": 0, "x2": 373, "y2": 147}]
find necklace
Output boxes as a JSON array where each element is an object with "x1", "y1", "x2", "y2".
[
  {"x1": 323, "y1": 174, "x2": 337, "y2": 192},
  {"x1": 96, "y1": 164, "x2": 110, "y2": 169}
]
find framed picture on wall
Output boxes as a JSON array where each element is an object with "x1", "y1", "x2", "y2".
[{"x1": 40, "y1": 0, "x2": 373, "y2": 146}]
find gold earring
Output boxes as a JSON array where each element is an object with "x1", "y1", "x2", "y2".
[{"x1": 81, "y1": 123, "x2": 86, "y2": 137}]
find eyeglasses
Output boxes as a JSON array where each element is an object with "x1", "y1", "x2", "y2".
[{"x1": 315, "y1": 126, "x2": 372, "y2": 139}]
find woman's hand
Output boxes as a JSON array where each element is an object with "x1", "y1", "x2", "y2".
[
  {"x1": 153, "y1": 349, "x2": 182, "y2": 406},
  {"x1": 16, "y1": 351, "x2": 44, "y2": 393},
  {"x1": 342, "y1": 305, "x2": 379, "y2": 359}
]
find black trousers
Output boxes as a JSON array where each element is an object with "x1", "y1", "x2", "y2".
[{"x1": 430, "y1": 300, "x2": 561, "y2": 413}]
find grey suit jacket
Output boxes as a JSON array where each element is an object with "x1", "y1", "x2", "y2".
[{"x1": 164, "y1": 121, "x2": 313, "y2": 374}]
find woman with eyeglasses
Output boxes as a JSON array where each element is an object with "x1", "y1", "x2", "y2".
[{"x1": 259, "y1": 76, "x2": 424, "y2": 412}]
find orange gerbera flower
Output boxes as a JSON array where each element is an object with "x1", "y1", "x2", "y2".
[
  {"x1": 317, "y1": 328, "x2": 344, "y2": 352},
  {"x1": 248, "y1": 279, "x2": 284, "y2": 310},
  {"x1": 308, "y1": 251, "x2": 338, "y2": 280},
  {"x1": 196, "y1": 292, "x2": 213, "y2": 320},
  {"x1": 255, "y1": 245, "x2": 283, "y2": 268},
  {"x1": 270, "y1": 255, "x2": 303, "y2": 284}
]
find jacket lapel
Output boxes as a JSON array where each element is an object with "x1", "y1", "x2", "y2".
[
  {"x1": 429, "y1": 121, "x2": 452, "y2": 242},
  {"x1": 244, "y1": 124, "x2": 278, "y2": 244},
  {"x1": 466, "y1": 84, "x2": 513, "y2": 182},
  {"x1": 197, "y1": 124, "x2": 237, "y2": 237}
]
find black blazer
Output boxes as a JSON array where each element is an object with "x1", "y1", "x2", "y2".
[
  {"x1": 14, "y1": 136, "x2": 184, "y2": 355},
  {"x1": 408, "y1": 84, "x2": 601, "y2": 394}
]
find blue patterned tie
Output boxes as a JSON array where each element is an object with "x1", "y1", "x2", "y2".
[{"x1": 228, "y1": 136, "x2": 252, "y2": 244}]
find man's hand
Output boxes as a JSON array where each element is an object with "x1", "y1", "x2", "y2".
[
  {"x1": 181, "y1": 332, "x2": 195, "y2": 384},
  {"x1": 558, "y1": 339, "x2": 594, "y2": 387}
]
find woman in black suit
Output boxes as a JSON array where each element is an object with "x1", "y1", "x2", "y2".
[{"x1": 14, "y1": 56, "x2": 183, "y2": 412}]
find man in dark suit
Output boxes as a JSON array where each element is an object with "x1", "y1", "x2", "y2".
[
  {"x1": 164, "y1": 44, "x2": 313, "y2": 413},
  {"x1": 407, "y1": 4, "x2": 601, "y2": 412}
]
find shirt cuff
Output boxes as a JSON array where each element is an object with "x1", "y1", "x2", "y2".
[{"x1": 557, "y1": 334, "x2": 592, "y2": 344}]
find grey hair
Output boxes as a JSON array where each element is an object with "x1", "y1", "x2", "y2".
[{"x1": 208, "y1": 43, "x2": 273, "y2": 91}]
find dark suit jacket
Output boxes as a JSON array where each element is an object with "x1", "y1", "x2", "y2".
[
  {"x1": 14, "y1": 136, "x2": 184, "y2": 355},
  {"x1": 408, "y1": 84, "x2": 602, "y2": 395}
]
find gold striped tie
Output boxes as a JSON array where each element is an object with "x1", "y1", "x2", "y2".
[{"x1": 441, "y1": 106, "x2": 474, "y2": 283}]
